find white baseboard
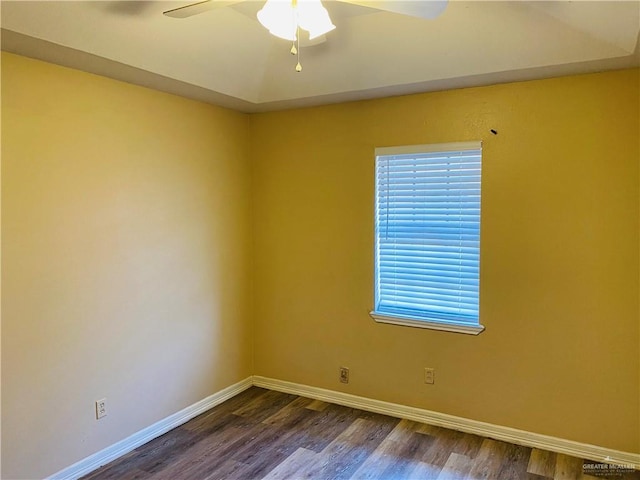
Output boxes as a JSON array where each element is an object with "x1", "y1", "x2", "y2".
[
  {"x1": 253, "y1": 376, "x2": 640, "y2": 469},
  {"x1": 47, "y1": 375, "x2": 638, "y2": 480},
  {"x1": 47, "y1": 377, "x2": 253, "y2": 480}
]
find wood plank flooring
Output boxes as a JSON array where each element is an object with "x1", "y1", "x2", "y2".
[{"x1": 83, "y1": 387, "x2": 638, "y2": 480}]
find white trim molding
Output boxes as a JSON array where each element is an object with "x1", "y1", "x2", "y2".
[
  {"x1": 370, "y1": 312, "x2": 485, "y2": 335},
  {"x1": 47, "y1": 375, "x2": 639, "y2": 479},
  {"x1": 47, "y1": 377, "x2": 253, "y2": 480},
  {"x1": 375, "y1": 141, "x2": 482, "y2": 156},
  {"x1": 253, "y1": 376, "x2": 640, "y2": 469}
]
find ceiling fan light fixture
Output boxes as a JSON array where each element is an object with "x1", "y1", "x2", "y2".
[
  {"x1": 297, "y1": 0, "x2": 336, "y2": 39},
  {"x1": 257, "y1": 0, "x2": 297, "y2": 41},
  {"x1": 256, "y1": 0, "x2": 335, "y2": 72},
  {"x1": 257, "y1": 0, "x2": 335, "y2": 41}
]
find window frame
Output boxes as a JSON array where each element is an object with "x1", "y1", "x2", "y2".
[{"x1": 370, "y1": 141, "x2": 485, "y2": 335}]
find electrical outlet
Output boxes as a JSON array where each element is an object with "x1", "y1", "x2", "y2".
[
  {"x1": 96, "y1": 398, "x2": 107, "y2": 419},
  {"x1": 339, "y1": 367, "x2": 349, "y2": 384},
  {"x1": 424, "y1": 368, "x2": 435, "y2": 385}
]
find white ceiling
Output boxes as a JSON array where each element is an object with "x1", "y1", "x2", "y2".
[{"x1": 2, "y1": 0, "x2": 639, "y2": 112}]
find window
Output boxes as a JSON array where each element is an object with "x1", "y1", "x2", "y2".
[{"x1": 371, "y1": 142, "x2": 484, "y2": 335}]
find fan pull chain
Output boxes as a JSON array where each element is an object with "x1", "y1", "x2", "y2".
[
  {"x1": 295, "y1": 24, "x2": 302, "y2": 72},
  {"x1": 290, "y1": 1, "x2": 297, "y2": 56}
]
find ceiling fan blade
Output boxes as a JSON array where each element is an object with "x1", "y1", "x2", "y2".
[
  {"x1": 339, "y1": 0, "x2": 447, "y2": 19},
  {"x1": 163, "y1": 0, "x2": 244, "y2": 18}
]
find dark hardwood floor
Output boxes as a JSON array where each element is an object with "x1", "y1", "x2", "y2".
[{"x1": 83, "y1": 387, "x2": 638, "y2": 480}]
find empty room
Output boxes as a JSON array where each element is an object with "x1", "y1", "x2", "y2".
[{"x1": 1, "y1": 1, "x2": 639, "y2": 479}]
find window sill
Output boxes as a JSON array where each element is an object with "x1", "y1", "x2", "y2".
[{"x1": 369, "y1": 312, "x2": 485, "y2": 335}]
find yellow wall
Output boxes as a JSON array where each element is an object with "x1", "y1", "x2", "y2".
[
  {"x1": 1, "y1": 53, "x2": 253, "y2": 479},
  {"x1": 250, "y1": 69, "x2": 640, "y2": 453},
  {"x1": 2, "y1": 51, "x2": 639, "y2": 479}
]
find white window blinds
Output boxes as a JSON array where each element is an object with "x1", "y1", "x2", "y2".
[{"x1": 373, "y1": 142, "x2": 482, "y2": 327}]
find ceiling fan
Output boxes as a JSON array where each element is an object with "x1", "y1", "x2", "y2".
[{"x1": 164, "y1": 0, "x2": 448, "y2": 71}]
